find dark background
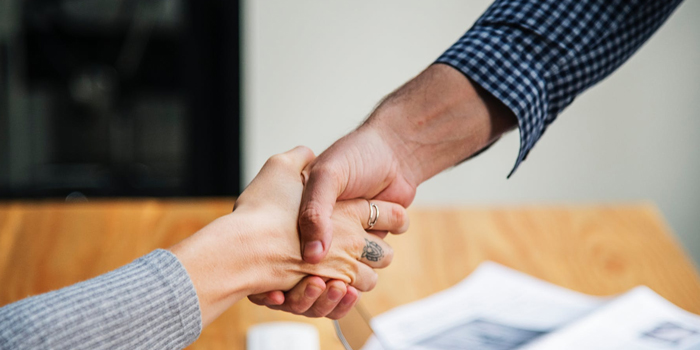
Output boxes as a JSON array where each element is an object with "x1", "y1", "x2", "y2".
[{"x1": 0, "y1": 0, "x2": 241, "y2": 198}]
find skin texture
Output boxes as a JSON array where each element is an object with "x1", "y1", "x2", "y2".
[
  {"x1": 169, "y1": 146, "x2": 408, "y2": 326},
  {"x1": 252, "y1": 63, "x2": 517, "y2": 317}
]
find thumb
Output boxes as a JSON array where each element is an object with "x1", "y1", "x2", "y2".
[{"x1": 299, "y1": 163, "x2": 345, "y2": 264}]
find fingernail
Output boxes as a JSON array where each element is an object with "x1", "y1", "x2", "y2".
[
  {"x1": 305, "y1": 285, "x2": 323, "y2": 299},
  {"x1": 328, "y1": 288, "x2": 343, "y2": 302},
  {"x1": 303, "y1": 241, "x2": 323, "y2": 260},
  {"x1": 264, "y1": 297, "x2": 281, "y2": 306}
]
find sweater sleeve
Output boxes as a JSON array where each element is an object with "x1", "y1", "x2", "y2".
[
  {"x1": 0, "y1": 249, "x2": 202, "y2": 350},
  {"x1": 435, "y1": 0, "x2": 683, "y2": 176}
]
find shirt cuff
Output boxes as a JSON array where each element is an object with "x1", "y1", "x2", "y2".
[{"x1": 435, "y1": 25, "x2": 556, "y2": 177}]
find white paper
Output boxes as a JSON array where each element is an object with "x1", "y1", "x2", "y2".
[
  {"x1": 363, "y1": 262, "x2": 605, "y2": 350},
  {"x1": 521, "y1": 286, "x2": 700, "y2": 350},
  {"x1": 361, "y1": 262, "x2": 700, "y2": 350}
]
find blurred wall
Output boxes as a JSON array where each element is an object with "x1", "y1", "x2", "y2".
[{"x1": 243, "y1": 1, "x2": 700, "y2": 264}]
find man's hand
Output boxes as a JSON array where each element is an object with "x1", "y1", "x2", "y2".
[
  {"x1": 251, "y1": 64, "x2": 517, "y2": 318},
  {"x1": 246, "y1": 130, "x2": 415, "y2": 317},
  {"x1": 299, "y1": 64, "x2": 517, "y2": 263},
  {"x1": 299, "y1": 124, "x2": 420, "y2": 263}
]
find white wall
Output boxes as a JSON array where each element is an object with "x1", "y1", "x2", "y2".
[{"x1": 243, "y1": 1, "x2": 700, "y2": 264}]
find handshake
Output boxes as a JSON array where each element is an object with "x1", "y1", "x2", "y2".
[
  {"x1": 241, "y1": 147, "x2": 407, "y2": 319},
  {"x1": 171, "y1": 65, "x2": 514, "y2": 326},
  {"x1": 170, "y1": 142, "x2": 412, "y2": 326}
]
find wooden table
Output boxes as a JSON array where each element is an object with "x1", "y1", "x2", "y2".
[{"x1": 1, "y1": 200, "x2": 699, "y2": 349}]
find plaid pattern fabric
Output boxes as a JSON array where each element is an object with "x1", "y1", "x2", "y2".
[{"x1": 436, "y1": 0, "x2": 683, "y2": 176}]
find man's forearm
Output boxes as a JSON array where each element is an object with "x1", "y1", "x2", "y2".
[{"x1": 365, "y1": 64, "x2": 517, "y2": 185}]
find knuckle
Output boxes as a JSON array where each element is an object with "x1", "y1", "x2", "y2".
[
  {"x1": 327, "y1": 280, "x2": 347, "y2": 291},
  {"x1": 352, "y1": 235, "x2": 367, "y2": 254},
  {"x1": 389, "y1": 205, "x2": 407, "y2": 230},
  {"x1": 305, "y1": 308, "x2": 324, "y2": 318},
  {"x1": 289, "y1": 302, "x2": 308, "y2": 315},
  {"x1": 328, "y1": 310, "x2": 347, "y2": 320},
  {"x1": 266, "y1": 153, "x2": 290, "y2": 167},
  {"x1": 368, "y1": 273, "x2": 378, "y2": 290},
  {"x1": 344, "y1": 264, "x2": 360, "y2": 287},
  {"x1": 299, "y1": 205, "x2": 326, "y2": 230},
  {"x1": 352, "y1": 269, "x2": 377, "y2": 292},
  {"x1": 295, "y1": 145, "x2": 313, "y2": 155},
  {"x1": 361, "y1": 273, "x2": 378, "y2": 292},
  {"x1": 381, "y1": 245, "x2": 394, "y2": 267}
]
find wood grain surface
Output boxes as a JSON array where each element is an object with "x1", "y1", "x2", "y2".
[{"x1": 1, "y1": 200, "x2": 699, "y2": 350}]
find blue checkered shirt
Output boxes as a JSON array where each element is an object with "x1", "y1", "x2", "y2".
[{"x1": 436, "y1": 0, "x2": 683, "y2": 176}]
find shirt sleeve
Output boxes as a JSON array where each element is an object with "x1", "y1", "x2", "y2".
[
  {"x1": 0, "y1": 249, "x2": 202, "y2": 350},
  {"x1": 435, "y1": 0, "x2": 683, "y2": 177}
]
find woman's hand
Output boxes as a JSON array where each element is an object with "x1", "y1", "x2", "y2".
[
  {"x1": 169, "y1": 146, "x2": 407, "y2": 325},
  {"x1": 232, "y1": 146, "x2": 407, "y2": 293}
]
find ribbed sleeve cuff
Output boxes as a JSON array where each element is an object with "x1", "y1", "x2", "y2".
[
  {"x1": 0, "y1": 249, "x2": 202, "y2": 350},
  {"x1": 139, "y1": 249, "x2": 203, "y2": 347}
]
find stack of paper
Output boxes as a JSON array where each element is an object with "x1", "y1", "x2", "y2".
[{"x1": 362, "y1": 262, "x2": 700, "y2": 350}]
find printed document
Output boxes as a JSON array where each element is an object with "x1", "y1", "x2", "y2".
[{"x1": 361, "y1": 262, "x2": 700, "y2": 350}]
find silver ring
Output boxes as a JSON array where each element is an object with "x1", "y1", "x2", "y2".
[{"x1": 367, "y1": 201, "x2": 379, "y2": 230}]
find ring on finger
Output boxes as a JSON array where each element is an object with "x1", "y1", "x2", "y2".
[{"x1": 367, "y1": 201, "x2": 379, "y2": 230}]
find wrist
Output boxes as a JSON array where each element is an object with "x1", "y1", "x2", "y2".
[
  {"x1": 365, "y1": 64, "x2": 516, "y2": 184},
  {"x1": 169, "y1": 212, "x2": 266, "y2": 325},
  {"x1": 356, "y1": 119, "x2": 423, "y2": 190}
]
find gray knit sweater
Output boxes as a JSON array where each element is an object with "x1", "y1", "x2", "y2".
[{"x1": 0, "y1": 250, "x2": 202, "y2": 349}]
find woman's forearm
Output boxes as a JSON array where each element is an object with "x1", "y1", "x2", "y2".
[{"x1": 0, "y1": 250, "x2": 201, "y2": 350}]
